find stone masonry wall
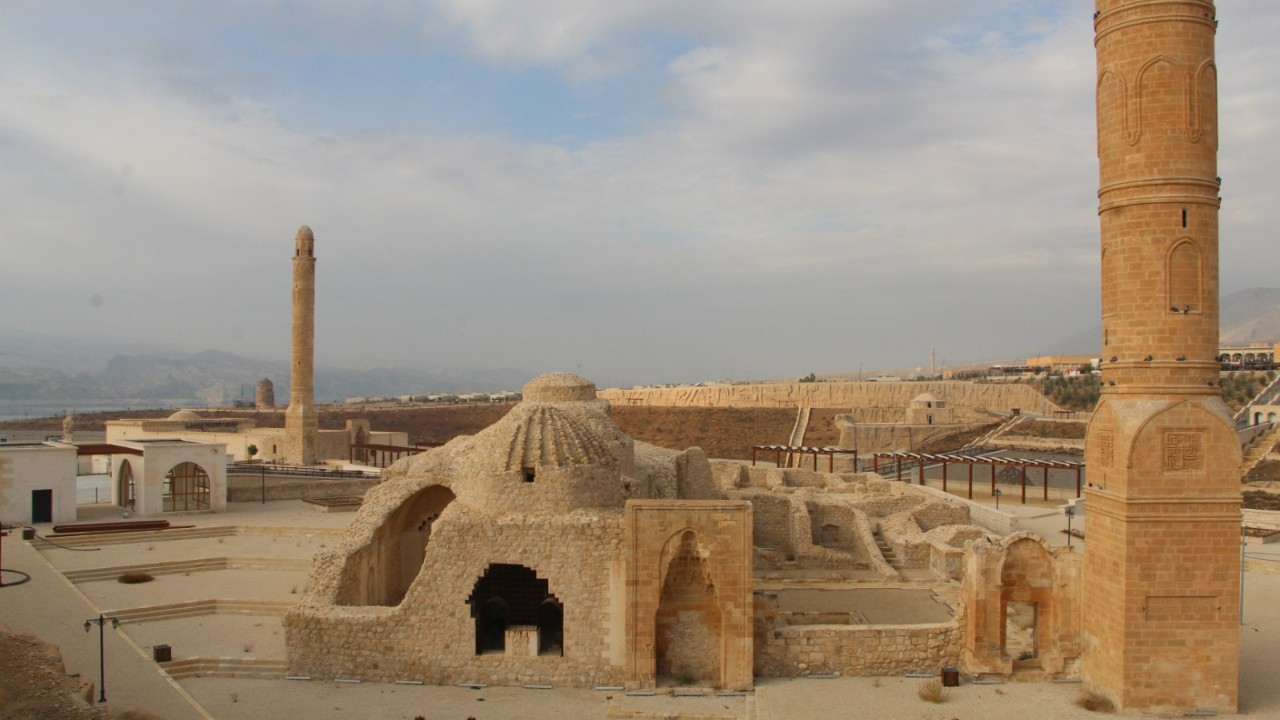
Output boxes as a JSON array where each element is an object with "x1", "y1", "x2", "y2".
[
  {"x1": 287, "y1": 508, "x2": 626, "y2": 687},
  {"x1": 755, "y1": 611, "x2": 963, "y2": 677},
  {"x1": 601, "y1": 381, "x2": 1057, "y2": 415}
]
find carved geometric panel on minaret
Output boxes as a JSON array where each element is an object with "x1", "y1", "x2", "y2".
[
  {"x1": 1167, "y1": 239, "x2": 1203, "y2": 313},
  {"x1": 1098, "y1": 431, "x2": 1114, "y2": 467},
  {"x1": 1163, "y1": 429, "x2": 1204, "y2": 472}
]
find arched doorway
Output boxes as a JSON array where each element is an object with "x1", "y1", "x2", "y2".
[
  {"x1": 117, "y1": 460, "x2": 135, "y2": 511},
  {"x1": 467, "y1": 564, "x2": 560, "y2": 656},
  {"x1": 163, "y1": 462, "x2": 211, "y2": 512},
  {"x1": 655, "y1": 531, "x2": 721, "y2": 685},
  {"x1": 999, "y1": 538, "x2": 1054, "y2": 672}
]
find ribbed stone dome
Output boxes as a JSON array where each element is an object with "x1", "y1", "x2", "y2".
[
  {"x1": 167, "y1": 409, "x2": 202, "y2": 421},
  {"x1": 522, "y1": 372, "x2": 597, "y2": 402},
  {"x1": 484, "y1": 404, "x2": 614, "y2": 471}
]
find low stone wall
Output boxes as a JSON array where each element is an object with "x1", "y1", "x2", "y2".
[
  {"x1": 601, "y1": 381, "x2": 1058, "y2": 415},
  {"x1": 226, "y1": 475, "x2": 378, "y2": 502},
  {"x1": 756, "y1": 621, "x2": 963, "y2": 677},
  {"x1": 906, "y1": 483, "x2": 1020, "y2": 535},
  {"x1": 984, "y1": 436, "x2": 1085, "y2": 452}
]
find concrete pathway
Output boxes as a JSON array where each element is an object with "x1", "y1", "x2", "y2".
[{"x1": 0, "y1": 530, "x2": 211, "y2": 719}]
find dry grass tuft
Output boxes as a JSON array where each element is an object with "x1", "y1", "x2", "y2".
[
  {"x1": 117, "y1": 572, "x2": 154, "y2": 584},
  {"x1": 1075, "y1": 690, "x2": 1116, "y2": 713},
  {"x1": 917, "y1": 677, "x2": 949, "y2": 704}
]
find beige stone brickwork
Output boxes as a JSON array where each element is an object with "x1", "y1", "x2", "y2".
[
  {"x1": 961, "y1": 533, "x2": 1082, "y2": 678},
  {"x1": 1083, "y1": 0, "x2": 1241, "y2": 712},
  {"x1": 285, "y1": 225, "x2": 318, "y2": 465},
  {"x1": 601, "y1": 381, "x2": 1057, "y2": 417},
  {"x1": 623, "y1": 501, "x2": 753, "y2": 691},
  {"x1": 286, "y1": 373, "x2": 753, "y2": 690}
]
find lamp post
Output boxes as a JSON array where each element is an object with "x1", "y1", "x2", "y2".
[
  {"x1": 994, "y1": 488, "x2": 1002, "y2": 510},
  {"x1": 1064, "y1": 506, "x2": 1076, "y2": 547},
  {"x1": 84, "y1": 613, "x2": 119, "y2": 703}
]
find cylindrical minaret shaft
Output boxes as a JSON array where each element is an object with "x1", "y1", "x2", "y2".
[
  {"x1": 1083, "y1": 1, "x2": 1240, "y2": 712},
  {"x1": 1097, "y1": 0, "x2": 1221, "y2": 389},
  {"x1": 285, "y1": 225, "x2": 318, "y2": 465}
]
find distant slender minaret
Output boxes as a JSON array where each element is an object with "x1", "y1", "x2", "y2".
[
  {"x1": 285, "y1": 226, "x2": 318, "y2": 465},
  {"x1": 1082, "y1": 1, "x2": 1239, "y2": 712}
]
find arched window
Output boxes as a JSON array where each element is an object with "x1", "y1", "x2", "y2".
[
  {"x1": 467, "y1": 564, "x2": 560, "y2": 656},
  {"x1": 163, "y1": 462, "x2": 211, "y2": 512},
  {"x1": 118, "y1": 460, "x2": 135, "y2": 511}
]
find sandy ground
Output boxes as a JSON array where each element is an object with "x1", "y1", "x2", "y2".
[{"x1": 4, "y1": 497, "x2": 1279, "y2": 719}]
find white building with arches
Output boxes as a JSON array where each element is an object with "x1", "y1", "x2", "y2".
[{"x1": 108, "y1": 439, "x2": 227, "y2": 515}]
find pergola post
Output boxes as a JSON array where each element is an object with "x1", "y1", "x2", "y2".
[
  {"x1": 991, "y1": 463, "x2": 997, "y2": 496},
  {"x1": 752, "y1": 447, "x2": 758, "y2": 466},
  {"x1": 942, "y1": 459, "x2": 948, "y2": 493},
  {"x1": 1075, "y1": 465, "x2": 1082, "y2": 498},
  {"x1": 1020, "y1": 465, "x2": 1027, "y2": 504},
  {"x1": 896, "y1": 456, "x2": 902, "y2": 482},
  {"x1": 1043, "y1": 466, "x2": 1050, "y2": 502},
  {"x1": 967, "y1": 462, "x2": 974, "y2": 499}
]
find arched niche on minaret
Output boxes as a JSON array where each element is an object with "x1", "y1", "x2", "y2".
[
  {"x1": 1135, "y1": 56, "x2": 1187, "y2": 144},
  {"x1": 1166, "y1": 238, "x2": 1204, "y2": 314},
  {"x1": 1096, "y1": 68, "x2": 1129, "y2": 152},
  {"x1": 1195, "y1": 61, "x2": 1218, "y2": 148},
  {"x1": 1124, "y1": 399, "x2": 1240, "y2": 497}
]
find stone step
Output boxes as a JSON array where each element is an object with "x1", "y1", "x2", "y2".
[
  {"x1": 65, "y1": 556, "x2": 309, "y2": 583},
  {"x1": 106, "y1": 598, "x2": 295, "y2": 625},
  {"x1": 161, "y1": 657, "x2": 288, "y2": 679}
]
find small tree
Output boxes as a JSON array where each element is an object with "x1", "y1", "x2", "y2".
[{"x1": 247, "y1": 444, "x2": 259, "y2": 459}]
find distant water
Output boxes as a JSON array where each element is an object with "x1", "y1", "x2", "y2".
[{"x1": 0, "y1": 399, "x2": 197, "y2": 422}]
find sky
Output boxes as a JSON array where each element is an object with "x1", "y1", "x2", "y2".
[{"x1": 1, "y1": 1, "x2": 1277, "y2": 388}]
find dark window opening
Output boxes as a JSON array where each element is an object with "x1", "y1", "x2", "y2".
[
  {"x1": 468, "y1": 564, "x2": 560, "y2": 656},
  {"x1": 522, "y1": 466, "x2": 536, "y2": 483},
  {"x1": 31, "y1": 489, "x2": 53, "y2": 524},
  {"x1": 1182, "y1": 208, "x2": 1188, "y2": 228},
  {"x1": 538, "y1": 599, "x2": 564, "y2": 656}
]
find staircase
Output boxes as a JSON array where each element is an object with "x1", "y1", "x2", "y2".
[
  {"x1": 786, "y1": 405, "x2": 812, "y2": 467},
  {"x1": 963, "y1": 414, "x2": 1026, "y2": 450},
  {"x1": 1241, "y1": 423, "x2": 1280, "y2": 477},
  {"x1": 1235, "y1": 372, "x2": 1280, "y2": 428},
  {"x1": 872, "y1": 527, "x2": 902, "y2": 571}
]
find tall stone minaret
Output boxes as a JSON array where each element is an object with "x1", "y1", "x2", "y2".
[
  {"x1": 285, "y1": 225, "x2": 318, "y2": 465},
  {"x1": 1083, "y1": 0, "x2": 1239, "y2": 712}
]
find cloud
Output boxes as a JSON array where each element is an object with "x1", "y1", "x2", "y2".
[{"x1": 0, "y1": 1, "x2": 1275, "y2": 385}]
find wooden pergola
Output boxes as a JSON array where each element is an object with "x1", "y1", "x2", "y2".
[
  {"x1": 350, "y1": 442, "x2": 439, "y2": 468},
  {"x1": 751, "y1": 445, "x2": 859, "y2": 472},
  {"x1": 871, "y1": 451, "x2": 1083, "y2": 503}
]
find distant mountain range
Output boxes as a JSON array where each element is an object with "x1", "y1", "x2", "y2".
[
  {"x1": 0, "y1": 329, "x2": 531, "y2": 405},
  {"x1": 2, "y1": 287, "x2": 1276, "y2": 407},
  {"x1": 1036, "y1": 287, "x2": 1280, "y2": 356}
]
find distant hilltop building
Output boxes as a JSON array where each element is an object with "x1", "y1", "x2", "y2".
[{"x1": 255, "y1": 377, "x2": 275, "y2": 409}]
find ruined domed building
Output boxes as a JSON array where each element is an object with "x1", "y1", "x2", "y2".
[
  {"x1": 287, "y1": 372, "x2": 1089, "y2": 689},
  {"x1": 285, "y1": 373, "x2": 755, "y2": 689}
]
